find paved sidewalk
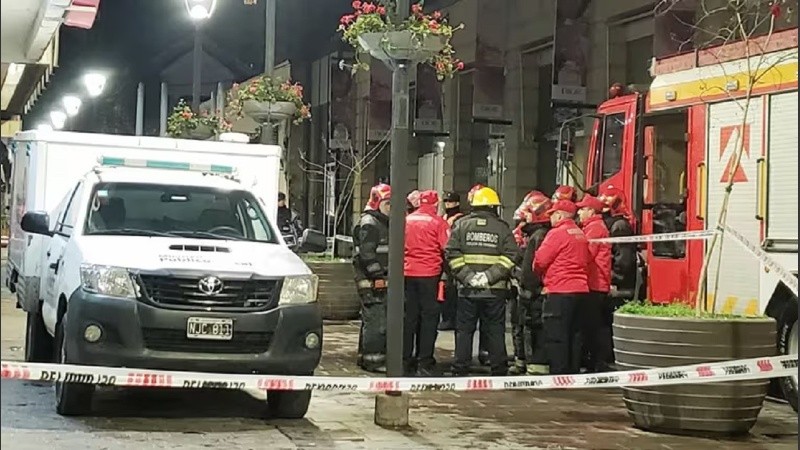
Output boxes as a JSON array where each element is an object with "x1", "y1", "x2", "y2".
[{"x1": 316, "y1": 321, "x2": 798, "y2": 450}]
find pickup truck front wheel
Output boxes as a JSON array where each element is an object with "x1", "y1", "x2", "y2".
[
  {"x1": 54, "y1": 315, "x2": 94, "y2": 416},
  {"x1": 267, "y1": 390, "x2": 312, "y2": 419},
  {"x1": 25, "y1": 312, "x2": 53, "y2": 363}
]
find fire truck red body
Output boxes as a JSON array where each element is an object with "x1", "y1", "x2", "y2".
[{"x1": 579, "y1": 28, "x2": 798, "y2": 409}]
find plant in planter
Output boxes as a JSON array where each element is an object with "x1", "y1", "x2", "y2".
[
  {"x1": 614, "y1": 301, "x2": 776, "y2": 435},
  {"x1": 302, "y1": 255, "x2": 361, "y2": 321},
  {"x1": 166, "y1": 99, "x2": 231, "y2": 140},
  {"x1": 338, "y1": 1, "x2": 465, "y2": 80},
  {"x1": 226, "y1": 75, "x2": 311, "y2": 125}
]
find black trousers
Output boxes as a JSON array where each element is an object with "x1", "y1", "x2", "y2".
[
  {"x1": 441, "y1": 281, "x2": 458, "y2": 324},
  {"x1": 454, "y1": 295, "x2": 508, "y2": 376},
  {"x1": 514, "y1": 296, "x2": 547, "y2": 366},
  {"x1": 603, "y1": 295, "x2": 629, "y2": 364},
  {"x1": 579, "y1": 292, "x2": 612, "y2": 372},
  {"x1": 357, "y1": 288, "x2": 387, "y2": 370},
  {"x1": 542, "y1": 293, "x2": 585, "y2": 375},
  {"x1": 404, "y1": 276, "x2": 441, "y2": 369}
]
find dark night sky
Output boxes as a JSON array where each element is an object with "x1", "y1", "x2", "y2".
[{"x1": 26, "y1": 0, "x2": 353, "y2": 130}]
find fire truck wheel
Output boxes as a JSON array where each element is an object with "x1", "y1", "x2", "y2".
[{"x1": 777, "y1": 300, "x2": 798, "y2": 413}]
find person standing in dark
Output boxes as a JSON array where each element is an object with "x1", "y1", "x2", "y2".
[
  {"x1": 510, "y1": 191, "x2": 552, "y2": 375},
  {"x1": 598, "y1": 185, "x2": 638, "y2": 365},
  {"x1": 439, "y1": 191, "x2": 464, "y2": 331},
  {"x1": 404, "y1": 190, "x2": 451, "y2": 376},
  {"x1": 352, "y1": 183, "x2": 392, "y2": 373},
  {"x1": 576, "y1": 194, "x2": 613, "y2": 373},
  {"x1": 446, "y1": 187, "x2": 519, "y2": 377},
  {"x1": 277, "y1": 192, "x2": 303, "y2": 247},
  {"x1": 534, "y1": 200, "x2": 590, "y2": 375}
]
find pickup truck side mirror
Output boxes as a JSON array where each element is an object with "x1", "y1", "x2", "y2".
[
  {"x1": 296, "y1": 229, "x2": 327, "y2": 254},
  {"x1": 21, "y1": 211, "x2": 52, "y2": 236}
]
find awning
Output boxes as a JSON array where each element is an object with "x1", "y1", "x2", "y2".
[{"x1": 1, "y1": 0, "x2": 101, "y2": 125}]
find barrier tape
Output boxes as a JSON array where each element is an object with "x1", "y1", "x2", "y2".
[
  {"x1": 589, "y1": 229, "x2": 716, "y2": 244},
  {"x1": 2, "y1": 355, "x2": 796, "y2": 392},
  {"x1": 720, "y1": 225, "x2": 798, "y2": 296}
]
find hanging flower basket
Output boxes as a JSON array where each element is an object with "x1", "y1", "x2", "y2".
[
  {"x1": 357, "y1": 30, "x2": 446, "y2": 64},
  {"x1": 242, "y1": 100, "x2": 298, "y2": 123},
  {"x1": 227, "y1": 75, "x2": 311, "y2": 125},
  {"x1": 339, "y1": 1, "x2": 465, "y2": 80},
  {"x1": 166, "y1": 99, "x2": 231, "y2": 140}
]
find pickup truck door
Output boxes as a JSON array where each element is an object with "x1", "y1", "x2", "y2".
[{"x1": 41, "y1": 182, "x2": 81, "y2": 331}]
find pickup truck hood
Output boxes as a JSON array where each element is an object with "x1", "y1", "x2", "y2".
[{"x1": 77, "y1": 236, "x2": 311, "y2": 277}]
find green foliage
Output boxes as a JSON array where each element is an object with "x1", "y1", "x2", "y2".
[
  {"x1": 338, "y1": 1, "x2": 465, "y2": 80},
  {"x1": 166, "y1": 99, "x2": 231, "y2": 139},
  {"x1": 226, "y1": 76, "x2": 311, "y2": 125},
  {"x1": 618, "y1": 300, "x2": 764, "y2": 319}
]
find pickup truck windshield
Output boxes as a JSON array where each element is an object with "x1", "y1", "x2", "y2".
[{"x1": 83, "y1": 182, "x2": 277, "y2": 243}]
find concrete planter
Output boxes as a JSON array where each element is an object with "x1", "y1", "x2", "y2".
[
  {"x1": 613, "y1": 313, "x2": 776, "y2": 436},
  {"x1": 242, "y1": 100, "x2": 297, "y2": 123},
  {"x1": 306, "y1": 261, "x2": 359, "y2": 321},
  {"x1": 184, "y1": 125, "x2": 214, "y2": 140}
]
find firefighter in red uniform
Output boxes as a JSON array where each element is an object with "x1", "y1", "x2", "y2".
[
  {"x1": 576, "y1": 194, "x2": 613, "y2": 372},
  {"x1": 404, "y1": 190, "x2": 451, "y2": 376},
  {"x1": 439, "y1": 191, "x2": 465, "y2": 331},
  {"x1": 510, "y1": 192, "x2": 552, "y2": 375},
  {"x1": 533, "y1": 200, "x2": 591, "y2": 375},
  {"x1": 552, "y1": 185, "x2": 578, "y2": 202}
]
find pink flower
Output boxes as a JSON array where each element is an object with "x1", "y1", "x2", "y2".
[
  {"x1": 456, "y1": 61, "x2": 465, "y2": 71},
  {"x1": 352, "y1": 1, "x2": 362, "y2": 10},
  {"x1": 377, "y1": 5, "x2": 386, "y2": 15},
  {"x1": 428, "y1": 20, "x2": 439, "y2": 30},
  {"x1": 363, "y1": 3, "x2": 376, "y2": 14},
  {"x1": 340, "y1": 14, "x2": 355, "y2": 25},
  {"x1": 411, "y1": 3, "x2": 422, "y2": 15},
  {"x1": 432, "y1": 11, "x2": 442, "y2": 19},
  {"x1": 770, "y1": 3, "x2": 781, "y2": 18}
]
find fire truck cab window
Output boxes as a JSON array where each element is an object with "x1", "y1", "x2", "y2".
[
  {"x1": 594, "y1": 113, "x2": 624, "y2": 183},
  {"x1": 648, "y1": 113, "x2": 688, "y2": 259}
]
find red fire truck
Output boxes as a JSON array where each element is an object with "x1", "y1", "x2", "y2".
[{"x1": 566, "y1": 28, "x2": 798, "y2": 410}]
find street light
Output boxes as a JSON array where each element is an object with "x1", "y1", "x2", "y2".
[
  {"x1": 185, "y1": 0, "x2": 217, "y2": 20},
  {"x1": 83, "y1": 73, "x2": 107, "y2": 97},
  {"x1": 50, "y1": 111, "x2": 67, "y2": 130},
  {"x1": 62, "y1": 96, "x2": 82, "y2": 117}
]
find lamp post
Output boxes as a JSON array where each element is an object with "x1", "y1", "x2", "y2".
[{"x1": 185, "y1": 0, "x2": 217, "y2": 111}]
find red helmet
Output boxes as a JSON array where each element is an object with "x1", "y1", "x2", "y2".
[
  {"x1": 598, "y1": 185, "x2": 625, "y2": 212},
  {"x1": 467, "y1": 183, "x2": 484, "y2": 203},
  {"x1": 419, "y1": 190, "x2": 439, "y2": 206},
  {"x1": 522, "y1": 191, "x2": 552, "y2": 224},
  {"x1": 366, "y1": 183, "x2": 392, "y2": 210},
  {"x1": 513, "y1": 190, "x2": 543, "y2": 221},
  {"x1": 552, "y1": 185, "x2": 577, "y2": 202}
]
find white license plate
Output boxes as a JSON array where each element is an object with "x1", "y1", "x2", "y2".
[{"x1": 186, "y1": 317, "x2": 233, "y2": 341}]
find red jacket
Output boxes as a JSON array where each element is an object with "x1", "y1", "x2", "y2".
[
  {"x1": 404, "y1": 205, "x2": 451, "y2": 277},
  {"x1": 581, "y1": 215, "x2": 612, "y2": 293},
  {"x1": 533, "y1": 218, "x2": 590, "y2": 294}
]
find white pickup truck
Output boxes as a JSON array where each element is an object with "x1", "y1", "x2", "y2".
[{"x1": 6, "y1": 131, "x2": 326, "y2": 418}]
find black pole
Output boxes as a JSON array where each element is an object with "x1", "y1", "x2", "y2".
[
  {"x1": 191, "y1": 26, "x2": 202, "y2": 112},
  {"x1": 385, "y1": 0, "x2": 411, "y2": 379}
]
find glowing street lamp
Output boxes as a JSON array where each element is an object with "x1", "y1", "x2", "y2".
[
  {"x1": 62, "y1": 95, "x2": 82, "y2": 117},
  {"x1": 185, "y1": 0, "x2": 217, "y2": 20},
  {"x1": 83, "y1": 72, "x2": 107, "y2": 97},
  {"x1": 50, "y1": 110, "x2": 67, "y2": 130}
]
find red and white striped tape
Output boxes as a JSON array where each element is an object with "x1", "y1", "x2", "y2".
[{"x1": 2, "y1": 354, "x2": 796, "y2": 392}]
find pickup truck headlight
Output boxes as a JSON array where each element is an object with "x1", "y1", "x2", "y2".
[
  {"x1": 279, "y1": 275, "x2": 318, "y2": 305},
  {"x1": 80, "y1": 264, "x2": 137, "y2": 299}
]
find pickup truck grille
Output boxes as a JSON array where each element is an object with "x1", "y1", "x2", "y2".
[
  {"x1": 142, "y1": 328, "x2": 272, "y2": 354},
  {"x1": 137, "y1": 275, "x2": 280, "y2": 311}
]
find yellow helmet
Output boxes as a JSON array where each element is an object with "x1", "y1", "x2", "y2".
[{"x1": 470, "y1": 187, "x2": 501, "y2": 207}]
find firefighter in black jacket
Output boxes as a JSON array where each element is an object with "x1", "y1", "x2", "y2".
[
  {"x1": 446, "y1": 187, "x2": 519, "y2": 376},
  {"x1": 598, "y1": 185, "x2": 639, "y2": 364},
  {"x1": 509, "y1": 191, "x2": 552, "y2": 375},
  {"x1": 352, "y1": 183, "x2": 392, "y2": 373}
]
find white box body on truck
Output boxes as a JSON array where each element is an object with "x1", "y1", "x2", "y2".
[{"x1": 7, "y1": 131, "x2": 326, "y2": 419}]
